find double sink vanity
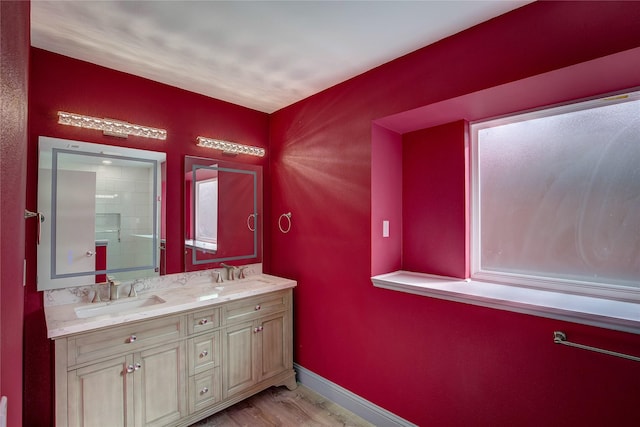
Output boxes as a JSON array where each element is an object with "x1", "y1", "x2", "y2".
[
  {"x1": 45, "y1": 269, "x2": 297, "y2": 426},
  {"x1": 37, "y1": 136, "x2": 294, "y2": 426}
]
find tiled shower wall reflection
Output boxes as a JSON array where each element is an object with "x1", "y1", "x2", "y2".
[{"x1": 94, "y1": 163, "x2": 157, "y2": 281}]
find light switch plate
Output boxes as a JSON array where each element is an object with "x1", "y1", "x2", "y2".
[{"x1": 382, "y1": 220, "x2": 390, "y2": 238}]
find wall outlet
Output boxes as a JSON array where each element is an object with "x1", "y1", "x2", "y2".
[{"x1": 382, "y1": 220, "x2": 390, "y2": 238}]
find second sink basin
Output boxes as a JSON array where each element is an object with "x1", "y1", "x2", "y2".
[{"x1": 75, "y1": 295, "x2": 166, "y2": 319}]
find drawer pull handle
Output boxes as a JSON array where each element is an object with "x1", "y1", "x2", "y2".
[
  {"x1": 255, "y1": 304, "x2": 261, "y2": 311},
  {"x1": 200, "y1": 387, "x2": 209, "y2": 395},
  {"x1": 199, "y1": 318, "x2": 209, "y2": 325},
  {"x1": 126, "y1": 364, "x2": 135, "y2": 373},
  {"x1": 128, "y1": 335, "x2": 137, "y2": 343},
  {"x1": 199, "y1": 350, "x2": 209, "y2": 358}
]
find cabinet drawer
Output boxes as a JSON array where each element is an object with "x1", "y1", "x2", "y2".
[
  {"x1": 187, "y1": 307, "x2": 220, "y2": 335},
  {"x1": 223, "y1": 291, "x2": 289, "y2": 325},
  {"x1": 67, "y1": 315, "x2": 184, "y2": 366},
  {"x1": 189, "y1": 368, "x2": 221, "y2": 414},
  {"x1": 188, "y1": 331, "x2": 220, "y2": 375}
]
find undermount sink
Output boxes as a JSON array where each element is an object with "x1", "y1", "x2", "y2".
[
  {"x1": 75, "y1": 295, "x2": 166, "y2": 319},
  {"x1": 211, "y1": 278, "x2": 271, "y2": 293}
]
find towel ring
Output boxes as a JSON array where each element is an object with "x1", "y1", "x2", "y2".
[
  {"x1": 247, "y1": 213, "x2": 257, "y2": 232},
  {"x1": 278, "y1": 212, "x2": 292, "y2": 234}
]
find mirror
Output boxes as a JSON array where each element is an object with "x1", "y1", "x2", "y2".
[
  {"x1": 37, "y1": 136, "x2": 166, "y2": 290},
  {"x1": 184, "y1": 156, "x2": 262, "y2": 270}
]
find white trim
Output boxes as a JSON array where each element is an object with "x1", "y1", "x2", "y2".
[
  {"x1": 372, "y1": 271, "x2": 640, "y2": 335},
  {"x1": 294, "y1": 364, "x2": 417, "y2": 427}
]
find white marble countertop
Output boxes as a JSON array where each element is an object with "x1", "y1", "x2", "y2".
[{"x1": 44, "y1": 273, "x2": 296, "y2": 339}]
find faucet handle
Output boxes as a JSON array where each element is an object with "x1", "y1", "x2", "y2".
[
  {"x1": 213, "y1": 270, "x2": 223, "y2": 283},
  {"x1": 91, "y1": 288, "x2": 102, "y2": 303},
  {"x1": 238, "y1": 266, "x2": 248, "y2": 279},
  {"x1": 128, "y1": 282, "x2": 138, "y2": 298}
]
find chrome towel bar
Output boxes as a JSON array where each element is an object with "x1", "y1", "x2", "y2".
[{"x1": 553, "y1": 331, "x2": 640, "y2": 362}]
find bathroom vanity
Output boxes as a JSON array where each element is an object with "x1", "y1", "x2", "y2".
[
  {"x1": 45, "y1": 272, "x2": 296, "y2": 427},
  {"x1": 37, "y1": 136, "x2": 283, "y2": 425}
]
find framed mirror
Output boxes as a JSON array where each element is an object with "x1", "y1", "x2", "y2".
[
  {"x1": 37, "y1": 136, "x2": 166, "y2": 290},
  {"x1": 184, "y1": 156, "x2": 262, "y2": 270}
]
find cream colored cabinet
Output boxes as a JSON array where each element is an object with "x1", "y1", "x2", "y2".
[
  {"x1": 53, "y1": 287, "x2": 295, "y2": 427},
  {"x1": 223, "y1": 320, "x2": 256, "y2": 396},
  {"x1": 222, "y1": 291, "x2": 293, "y2": 399},
  {"x1": 258, "y1": 312, "x2": 289, "y2": 381},
  {"x1": 135, "y1": 341, "x2": 186, "y2": 426},
  {"x1": 60, "y1": 316, "x2": 186, "y2": 427},
  {"x1": 186, "y1": 308, "x2": 222, "y2": 414},
  {"x1": 223, "y1": 312, "x2": 289, "y2": 397},
  {"x1": 67, "y1": 354, "x2": 132, "y2": 426},
  {"x1": 66, "y1": 341, "x2": 186, "y2": 427}
]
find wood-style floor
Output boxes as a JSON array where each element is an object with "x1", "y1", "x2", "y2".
[{"x1": 191, "y1": 385, "x2": 375, "y2": 427}]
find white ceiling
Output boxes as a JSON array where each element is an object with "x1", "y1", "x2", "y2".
[{"x1": 31, "y1": 1, "x2": 530, "y2": 113}]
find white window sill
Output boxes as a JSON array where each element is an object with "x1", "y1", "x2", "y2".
[{"x1": 371, "y1": 271, "x2": 640, "y2": 335}]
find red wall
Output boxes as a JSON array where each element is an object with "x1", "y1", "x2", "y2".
[
  {"x1": 0, "y1": 2, "x2": 29, "y2": 426},
  {"x1": 370, "y1": 124, "x2": 402, "y2": 276},
  {"x1": 402, "y1": 121, "x2": 468, "y2": 277},
  {"x1": 25, "y1": 49, "x2": 269, "y2": 426},
  {"x1": 270, "y1": 2, "x2": 640, "y2": 426},
  {"x1": 17, "y1": 1, "x2": 640, "y2": 426}
]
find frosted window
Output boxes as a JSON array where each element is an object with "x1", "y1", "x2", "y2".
[{"x1": 473, "y1": 93, "x2": 640, "y2": 292}]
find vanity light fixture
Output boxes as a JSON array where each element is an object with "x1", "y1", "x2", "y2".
[
  {"x1": 196, "y1": 136, "x2": 265, "y2": 157},
  {"x1": 57, "y1": 111, "x2": 167, "y2": 140}
]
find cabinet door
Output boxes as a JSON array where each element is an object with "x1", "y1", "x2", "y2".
[
  {"x1": 257, "y1": 312, "x2": 289, "y2": 382},
  {"x1": 135, "y1": 341, "x2": 186, "y2": 427},
  {"x1": 67, "y1": 354, "x2": 134, "y2": 427},
  {"x1": 223, "y1": 320, "x2": 256, "y2": 398}
]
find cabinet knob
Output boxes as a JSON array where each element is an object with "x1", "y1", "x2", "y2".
[
  {"x1": 253, "y1": 326, "x2": 264, "y2": 333},
  {"x1": 126, "y1": 364, "x2": 135, "y2": 373},
  {"x1": 199, "y1": 318, "x2": 209, "y2": 325},
  {"x1": 199, "y1": 350, "x2": 209, "y2": 358},
  {"x1": 134, "y1": 362, "x2": 142, "y2": 371},
  {"x1": 200, "y1": 387, "x2": 209, "y2": 395},
  {"x1": 254, "y1": 304, "x2": 261, "y2": 311},
  {"x1": 86, "y1": 250, "x2": 95, "y2": 257},
  {"x1": 127, "y1": 335, "x2": 137, "y2": 343}
]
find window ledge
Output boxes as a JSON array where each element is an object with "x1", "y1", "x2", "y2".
[{"x1": 371, "y1": 271, "x2": 640, "y2": 335}]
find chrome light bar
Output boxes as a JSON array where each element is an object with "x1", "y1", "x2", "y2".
[
  {"x1": 196, "y1": 136, "x2": 265, "y2": 157},
  {"x1": 57, "y1": 111, "x2": 167, "y2": 140}
]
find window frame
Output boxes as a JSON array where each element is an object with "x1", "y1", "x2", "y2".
[{"x1": 470, "y1": 90, "x2": 640, "y2": 303}]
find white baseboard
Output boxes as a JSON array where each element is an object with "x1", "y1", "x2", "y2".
[{"x1": 294, "y1": 363, "x2": 417, "y2": 427}]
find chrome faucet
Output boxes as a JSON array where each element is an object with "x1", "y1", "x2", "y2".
[
  {"x1": 220, "y1": 263, "x2": 237, "y2": 281},
  {"x1": 238, "y1": 266, "x2": 248, "y2": 279},
  {"x1": 92, "y1": 278, "x2": 121, "y2": 302}
]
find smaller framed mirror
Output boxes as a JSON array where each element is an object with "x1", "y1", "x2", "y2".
[
  {"x1": 184, "y1": 156, "x2": 262, "y2": 270},
  {"x1": 37, "y1": 136, "x2": 166, "y2": 290}
]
